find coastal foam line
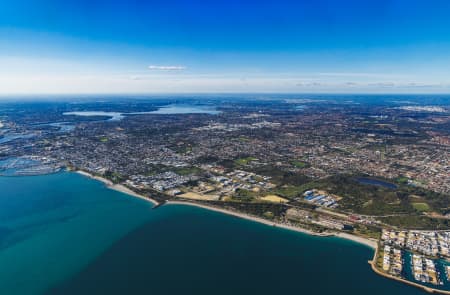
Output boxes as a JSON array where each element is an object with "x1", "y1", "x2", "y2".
[
  {"x1": 166, "y1": 201, "x2": 450, "y2": 294},
  {"x1": 75, "y1": 170, "x2": 377, "y2": 249},
  {"x1": 75, "y1": 171, "x2": 158, "y2": 205},
  {"x1": 76, "y1": 170, "x2": 450, "y2": 294},
  {"x1": 166, "y1": 200, "x2": 377, "y2": 249}
]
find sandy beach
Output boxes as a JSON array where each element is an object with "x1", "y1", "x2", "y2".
[
  {"x1": 166, "y1": 200, "x2": 377, "y2": 249},
  {"x1": 167, "y1": 200, "x2": 329, "y2": 236},
  {"x1": 76, "y1": 170, "x2": 450, "y2": 293},
  {"x1": 110, "y1": 184, "x2": 158, "y2": 205},
  {"x1": 368, "y1": 247, "x2": 450, "y2": 295},
  {"x1": 335, "y1": 232, "x2": 377, "y2": 249},
  {"x1": 76, "y1": 170, "x2": 113, "y2": 185},
  {"x1": 76, "y1": 170, "x2": 158, "y2": 205},
  {"x1": 76, "y1": 170, "x2": 377, "y2": 250}
]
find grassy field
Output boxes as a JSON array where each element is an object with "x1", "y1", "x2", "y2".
[
  {"x1": 379, "y1": 215, "x2": 450, "y2": 230},
  {"x1": 233, "y1": 188, "x2": 259, "y2": 202},
  {"x1": 173, "y1": 166, "x2": 202, "y2": 175},
  {"x1": 234, "y1": 157, "x2": 257, "y2": 165},
  {"x1": 273, "y1": 185, "x2": 307, "y2": 199},
  {"x1": 291, "y1": 160, "x2": 309, "y2": 168},
  {"x1": 260, "y1": 195, "x2": 289, "y2": 203},
  {"x1": 411, "y1": 202, "x2": 430, "y2": 212}
]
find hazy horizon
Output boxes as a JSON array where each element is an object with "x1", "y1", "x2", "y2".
[{"x1": 2, "y1": 1, "x2": 450, "y2": 95}]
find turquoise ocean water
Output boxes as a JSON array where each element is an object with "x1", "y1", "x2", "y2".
[
  {"x1": 0, "y1": 172, "x2": 426, "y2": 294},
  {"x1": 0, "y1": 172, "x2": 154, "y2": 294}
]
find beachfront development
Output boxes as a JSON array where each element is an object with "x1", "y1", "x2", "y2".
[
  {"x1": 381, "y1": 230, "x2": 450, "y2": 258},
  {"x1": 0, "y1": 97, "x2": 449, "y2": 293},
  {"x1": 374, "y1": 229, "x2": 450, "y2": 293},
  {"x1": 4, "y1": 0, "x2": 450, "y2": 293},
  {"x1": 411, "y1": 254, "x2": 440, "y2": 285}
]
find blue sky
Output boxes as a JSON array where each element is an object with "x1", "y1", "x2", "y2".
[{"x1": 1, "y1": 0, "x2": 450, "y2": 94}]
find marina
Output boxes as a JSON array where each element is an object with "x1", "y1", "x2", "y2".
[
  {"x1": 2, "y1": 0, "x2": 450, "y2": 294},
  {"x1": 0, "y1": 156, "x2": 61, "y2": 176},
  {"x1": 411, "y1": 254, "x2": 440, "y2": 285},
  {"x1": 377, "y1": 229, "x2": 450, "y2": 293},
  {"x1": 0, "y1": 171, "x2": 427, "y2": 295},
  {"x1": 0, "y1": 133, "x2": 35, "y2": 144}
]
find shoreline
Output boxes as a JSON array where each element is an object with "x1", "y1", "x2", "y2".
[
  {"x1": 75, "y1": 170, "x2": 158, "y2": 205},
  {"x1": 168, "y1": 201, "x2": 450, "y2": 293},
  {"x1": 166, "y1": 200, "x2": 378, "y2": 249},
  {"x1": 368, "y1": 246, "x2": 450, "y2": 295},
  {"x1": 75, "y1": 170, "x2": 377, "y2": 249},
  {"x1": 75, "y1": 170, "x2": 450, "y2": 293}
]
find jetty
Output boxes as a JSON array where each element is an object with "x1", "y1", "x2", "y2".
[
  {"x1": 369, "y1": 245, "x2": 450, "y2": 294},
  {"x1": 151, "y1": 200, "x2": 166, "y2": 209}
]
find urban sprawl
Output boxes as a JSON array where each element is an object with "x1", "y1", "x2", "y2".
[{"x1": 0, "y1": 97, "x2": 449, "y2": 292}]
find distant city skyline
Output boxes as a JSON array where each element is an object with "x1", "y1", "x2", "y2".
[{"x1": 2, "y1": 0, "x2": 450, "y2": 94}]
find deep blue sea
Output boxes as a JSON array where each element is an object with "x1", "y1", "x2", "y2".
[{"x1": 0, "y1": 172, "x2": 426, "y2": 295}]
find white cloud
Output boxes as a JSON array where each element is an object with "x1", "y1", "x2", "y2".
[
  {"x1": 404, "y1": 82, "x2": 443, "y2": 88},
  {"x1": 296, "y1": 82, "x2": 325, "y2": 87},
  {"x1": 368, "y1": 82, "x2": 396, "y2": 87},
  {"x1": 148, "y1": 65, "x2": 186, "y2": 71},
  {"x1": 317, "y1": 72, "x2": 408, "y2": 79}
]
